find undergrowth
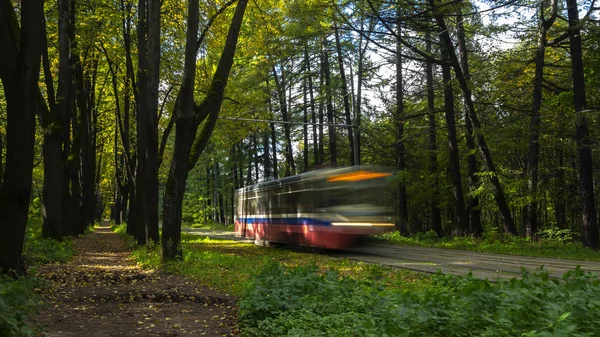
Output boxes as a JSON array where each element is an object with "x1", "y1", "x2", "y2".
[
  {"x1": 376, "y1": 229, "x2": 600, "y2": 261},
  {"x1": 187, "y1": 220, "x2": 235, "y2": 231},
  {"x1": 113, "y1": 223, "x2": 431, "y2": 296},
  {"x1": 1, "y1": 217, "x2": 74, "y2": 336},
  {"x1": 114, "y1": 223, "x2": 600, "y2": 336},
  {"x1": 239, "y1": 263, "x2": 600, "y2": 336}
]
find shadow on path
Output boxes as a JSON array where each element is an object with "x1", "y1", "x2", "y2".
[{"x1": 34, "y1": 226, "x2": 237, "y2": 337}]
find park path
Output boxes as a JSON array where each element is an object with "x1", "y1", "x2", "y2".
[{"x1": 34, "y1": 225, "x2": 238, "y2": 337}]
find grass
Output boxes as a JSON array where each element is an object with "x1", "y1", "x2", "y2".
[
  {"x1": 185, "y1": 220, "x2": 235, "y2": 231},
  {"x1": 115, "y1": 224, "x2": 600, "y2": 336},
  {"x1": 375, "y1": 229, "x2": 600, "y2": 262},
  {"x1": 1, "y1": 217, "x2": 75, "y2": 337},
  {"x1": 115, "y1": 225, "x2": 433, "y2": 296}
]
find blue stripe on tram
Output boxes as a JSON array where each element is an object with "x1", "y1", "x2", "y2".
[{"x1": 238, "y1": 217, "x2": 332, "y2": 227}]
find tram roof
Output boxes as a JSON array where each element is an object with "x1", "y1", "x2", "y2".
[{"x1": 236, "y1": 165, "x2": 391, "y2": 193}]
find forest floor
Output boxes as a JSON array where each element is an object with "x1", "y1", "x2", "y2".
[{"x1": 32, "y1": 225, "x2": 238, "y2": 337}]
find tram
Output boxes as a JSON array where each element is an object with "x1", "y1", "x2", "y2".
[{"x1": 234, "y1": 166, "x2": 395, "y2": 249}]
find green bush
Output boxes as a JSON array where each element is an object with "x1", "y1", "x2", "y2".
[
  {"x1": 239, "y1": 263, "x2": 378, "y2": 337},
  {"x1": 240, "y1": 263, "x2": 600, "y2": 336},
  {"x1": 0, "y1": 218, "x2": 75, "y2": 336},
  {"x1": 0, "y1": 276, "x2": 40, "y2": 337},
  {"x1": 23, "y1": 220, "x2": 73, "y2": 266}
]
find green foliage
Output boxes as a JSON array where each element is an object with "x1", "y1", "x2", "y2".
[
  {"x1": 239, "y1": 263, "x2": 600, "y2": 336},
  {"x1": 537, "y1": 227, "x2": 579, "y2": 243},
  {"x1": 238, "y1": 263, "x2": 377, "y2": 337},
  {"x1": 124, "y1": 231, "x2": 431, "y2": 297},
  {"x1": 376, "y1": 231, "x2": 600, "y2": 262},
  {"x1": 0, "y1": 276, "x2": 41, "y2": 337},
  {"x1": 0, "y1": 218, "x2": 73, "y2": 337},
  {"x1": 23, "y1": 218, "x2": 73, "y2": 266}
]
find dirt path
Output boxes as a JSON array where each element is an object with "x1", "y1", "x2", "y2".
[{"x1": 33, "y1": 226, "x2": 237, "y2": 337}]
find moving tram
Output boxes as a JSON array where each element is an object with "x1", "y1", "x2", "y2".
[{"x1": 234, "y1": 166, "x2": 395, "y2": 249}]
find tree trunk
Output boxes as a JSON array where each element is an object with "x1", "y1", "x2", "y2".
[
  {"x1": 318, "y1": 60, "x2": 325, "y2": 166},
  {"x1": 455, "y1": 4, "x2": 482, "y2": 237},
  {"x1": 425, "y1": 31, "x2": 442, "y2": 236},
  {"x1": 145, "y1": 0, "x2": 161, "y2": 243},
  {"x1": 270, "y1": 122, "x2": 278, "y2": 178},
  {"x1": 432, "y1": 5, "x2": 517, "y2": 235},
  {"x1": 334, "y1": 21, "x2": 354, "y2": 165},
  {"x1": 162, "y1": 0, "x2": 248, "y2": 260},
  {"x1": 42, "y1": 0, "x2": 71, "y2": 240},
  {"x1": 566, "y1": 0, "x2": 598, "y2": 249},
  {"x1": 302, "y1": 67, "x2": 309, "y2": 172},
  {"x1": 395, "y1": 6, "x2": 407, "y2": 232},
  {"x1": 0, "y1": 0, "x2": 44, "y2": 275},
  {"x1": 263, "y1": 132, "x2": 271, "y2": 179},
  {"x1": 305, "y1": 43, "x2": 318, "y2": 167},
  {"x1": 217, "y1": 163, "x2": 225, "y2": 224},
  {"x1": 272, "y1": 66, "x2": 295, "y2": 176},
  {"x1": 441, "y1": 40, "x2": 468, "y2": 235},
  {"x1": 323, "y1": 39, "x2": 337, "y2": 166}
]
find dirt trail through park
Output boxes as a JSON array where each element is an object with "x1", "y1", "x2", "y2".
[{"x1": 34, "y1": 226, "x2": 237, "y2": 337}]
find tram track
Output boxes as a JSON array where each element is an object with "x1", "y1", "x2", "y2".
[
  {"x1": 181, "y1": 228, "x2": 600, "y2": 281},
  {"x1": 333, "y1": 242, "x2": 600, "y2": 280}
]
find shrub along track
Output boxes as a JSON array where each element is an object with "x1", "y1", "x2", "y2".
[{"x1": 33, "y1": 226, "x2": 237, "y2": 337}]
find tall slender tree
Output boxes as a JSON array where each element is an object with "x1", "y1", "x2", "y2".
[
  {"x1": 566, "y1": 0, "x2": 598, "y2": 249},
  {"x1": 162, "y1": 0, "x2": 249, "y2": 260}
]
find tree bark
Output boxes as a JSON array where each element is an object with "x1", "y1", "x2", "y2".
[
  {"x1": 318, "y1": 58, "x2": 325, "y2": 166},
  {"x1": 272, "y1": 66, "x2": 295, "y2": 176},
  {"x1": 0, "y1": 0, "x2": 44, "y2": 275},
  {"x1": 271, "y1": 122, "x2": 278, "y2": 178},
  {"x1": 302, "y1": 66, "x2": 309, "y2": 172},
  {"x1": 566, "y1": 0, "x2": 598, "y2": 249},
  {"x1": 441, "y1": 40, "x2": 468, "y2": 235},
  {"x1": 425, "y1": 30, "x2": 442, "y2": 236},
  {"x1": 432, "y1": 4, "x2": 517, "y2": 235},
  {"x1": 455, "y1": 3, "x2": 482, "y2": 237},
  {"x1": 146, "y1": 0, "x2": 161, "y2": 243},
  {"x1": 323, "y1": 39, "x2": 337, "y2": 166},
  {"x1": 334, "y1": 20, "x2": 355, "y2": 165},
  {"x1": 395, "y1": 6, "x2": 407, "y2": 232},
  {"x1": 305, "y1": 43, "x2": 318, "y2": 167},
  {"x1": 527, "y1": 0, "x2": 557, "y2": 238},
  {"x1": 162, "y1": 0, "x2": 248, "y2": 260},
  {"x1": 42, "y1": 0, "x2": 71, "y2": 240}
]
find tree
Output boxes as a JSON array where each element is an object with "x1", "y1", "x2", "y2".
[
  {"x1": 566, "y1": 0, "x2": 598, "y2": 249},
  {"x1": 0, "y1": 0, "x2": 44, "y2": 275},
  {"x1": 41, "y1": 0, "x2": 71, "y2": 240},
  {"x1": 161, "y1": 0, "x2": 249, "y2": 260},
  {"x1": 431, "y1": 0, "x2": 518, "y2": 235}
]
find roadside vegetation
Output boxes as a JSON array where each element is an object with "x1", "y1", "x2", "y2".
[
  {"x1": 187, "y1": 221, "x2": 234, "y2": 231},
  {"x1": 117, "y1": 225, "x2": 600, "y2": 336},
  {"x1": 240, "y1": 264, "x2": 600, "y2": 336},
  {"x1": 0, "y1": 218, "x2": 74, "y2": 337},
  {"x1": 114, "y1": 224, "x2": 431, "y2": 296},
  {"x1": 376, "y1": 228, "x2": 600, "y2": 262}
]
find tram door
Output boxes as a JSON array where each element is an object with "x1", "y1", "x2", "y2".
[{"x1": 237, "y1": 190, "x2": 247, "y2": 238}]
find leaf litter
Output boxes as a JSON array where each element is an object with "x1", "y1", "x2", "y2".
[{"x1": 33, "y1": 226, "x2": 238, "y2": 336}]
